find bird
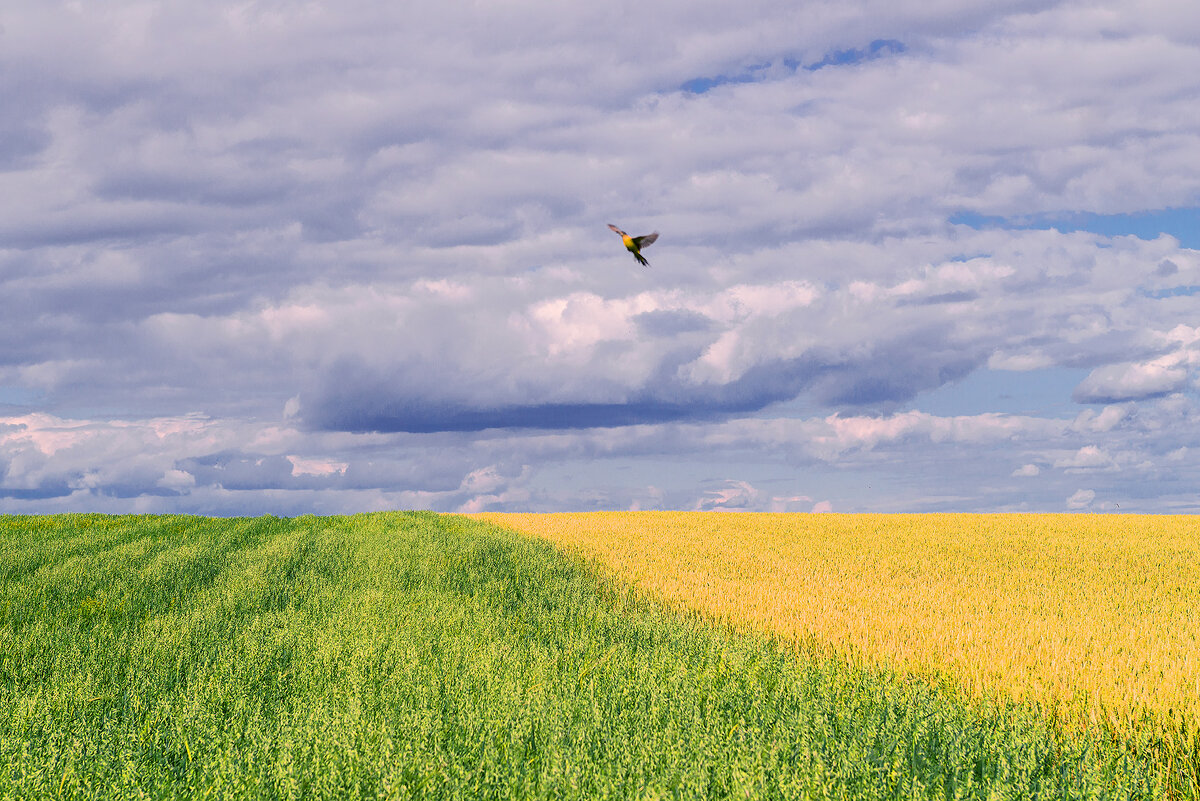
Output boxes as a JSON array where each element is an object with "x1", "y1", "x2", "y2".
[{"x1": 607, "y1": 223, "x2": 659, "y2": 267}]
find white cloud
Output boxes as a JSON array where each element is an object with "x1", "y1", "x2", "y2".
[
  {"x1": 1054, "y1": 445, "x2": 1115, "y2": 471},
  {"x1": 1067, "y1": 488, "x2": 1095, "y2": 509},
  {"x1": 459, "y1": 465, "x2": 511, "y2": 495},
  {"x1": 1012, "y1": 463, "x2": 1040, "y2": 477},
  {"x1": 1073, "y1": 359, "x2": 1188, "y2": 403},
  {"x1": 1072, "y1": 405, "x2": 1130, "y2": 433},
  {"x1": 283, "y1": 396, "x2": 301, "y2": 419},
  {"x1": 287, "y1": 456, "x2": 348, "y2": 478},
  {"x1": 695, "y1": 480, "x2": 761, "y2": 511},
  {"x1": 769, "y1": 494, "x2": 814, "y2": 512},
  {"x1": 157, "y1": 469, "x2": 196, "y2": 492}
]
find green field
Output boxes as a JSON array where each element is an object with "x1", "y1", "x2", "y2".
[{"x1": 0, "y1": 512, "x2": 1187, "y2": 799}]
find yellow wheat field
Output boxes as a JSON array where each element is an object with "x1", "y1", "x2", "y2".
[{"x1": 476, "y1": 512, "x2": 1200, "y2": 733}]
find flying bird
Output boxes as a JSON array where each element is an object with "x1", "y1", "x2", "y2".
[{"x1": 607, "y1": 223, "x2": 659, "y2": 267}]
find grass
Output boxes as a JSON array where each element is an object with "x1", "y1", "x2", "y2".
[{"x1": 0, "y1": 512, "x2": 1189, "y2": 798}]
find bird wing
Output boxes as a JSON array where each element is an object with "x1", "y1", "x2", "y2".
[
  {"x1": 607, "y1": 224, "x2": 627, "y2": 236},
  {"x1": 632, "y1": 232, "x2": 658, "y2": 249}
]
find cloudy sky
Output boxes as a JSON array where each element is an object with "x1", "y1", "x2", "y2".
[{"x1": 3, "y1": 0, "x2": 1200, "y2": 515}]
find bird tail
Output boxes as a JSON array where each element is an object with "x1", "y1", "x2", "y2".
[{"x1": 635, "y1": 252, "x2": 649, "y2": 267}]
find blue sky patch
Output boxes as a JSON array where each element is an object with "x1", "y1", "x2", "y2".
[
  {"x1": 951, "y1": 207, "x2": 1200, "y2": 249},
  {"x1": 796, "y1": 39, "x2": 906, "y2": 71},
  {"x1": 682, "y1": 39, "x2": 906, "y2": 94},
  {"x1": 905, "y1": 367, "x2": 1091, "y2": 419}
]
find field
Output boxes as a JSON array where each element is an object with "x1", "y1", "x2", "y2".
[{"x1": 1, "y1": 512, "x2": 1195, "y2": 799}]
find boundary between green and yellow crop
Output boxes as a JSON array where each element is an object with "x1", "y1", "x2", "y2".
[
  {"x1": 478, "y1": 511, "x2": 1200, "y2": 791},
  {"x1": 476, "y1": 512, "x2": 1200, "y2": 730}
]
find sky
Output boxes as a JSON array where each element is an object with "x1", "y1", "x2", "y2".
[{"x1": 2, "y1": 0, "x2": 1200, "y2": 515}]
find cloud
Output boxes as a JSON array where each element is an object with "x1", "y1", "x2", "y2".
[
  {"x1": 5, "y1": 390, "x2": 1200, "y2": 514},
  {"x1": 1072, "y1": 404, "x2": 1131, "y2": 433},
  {"x1": 1012, "y1": 463, "x2": 1040, "y2": 477},
  {"x1": 1067, "y1": 488, "x2": 1095, "y2": 509},
  {"x1": 769, "y1": 494, "x2": 814, "y2": 512},
  {"x1": 0, "y1": 411, "x2": 513, "y2": 512},
  {"x1": 287, "y1": 228, "x2": 1190, "y2": 434},
  {"x1": 287, "y1": 456, "x2": 348, "y2": 478},
  {"x1": 1054, "y1": 445, "x2": 1116, "y2": 471},
  {"x1": 695, "y1": 480, "x2": 761, "y2": 511},
  {"x1": 1073, "y1": 360, "x2": 1188, "y2": 403},
  {"x1": 633, "y1": 308, "x2": 717, "y2": 337}
]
